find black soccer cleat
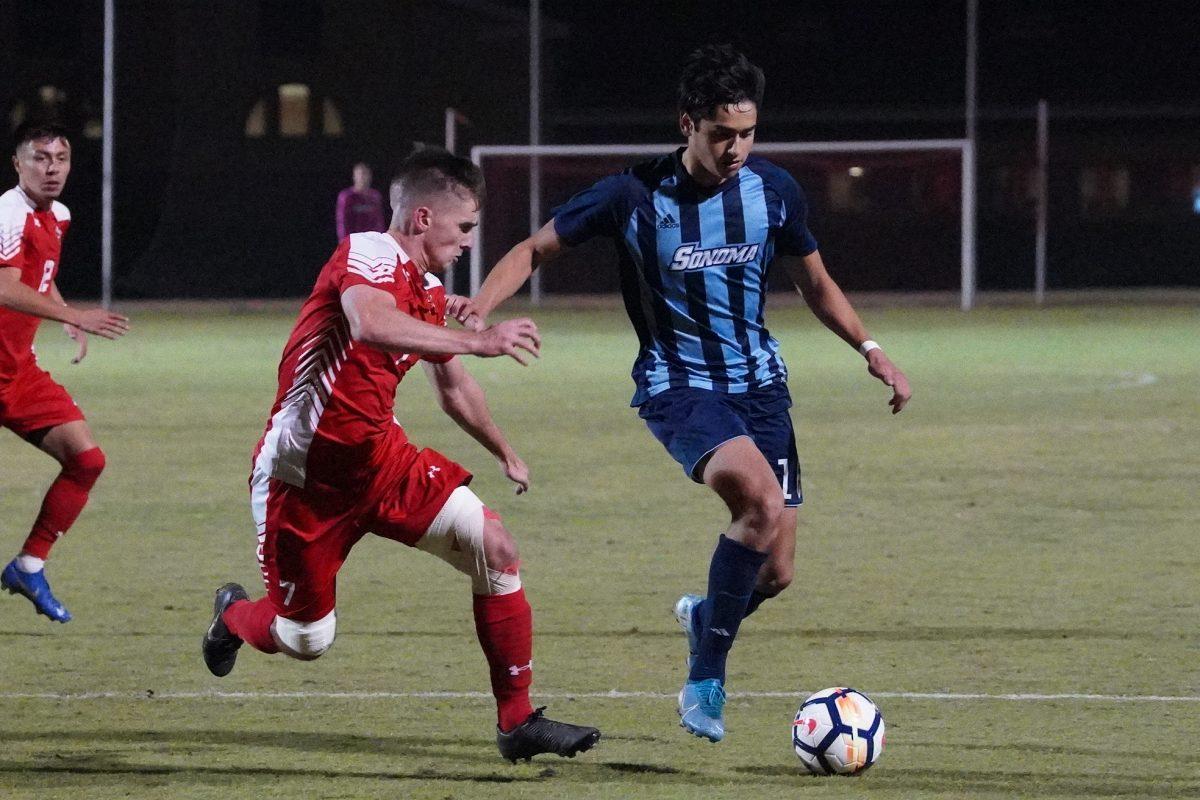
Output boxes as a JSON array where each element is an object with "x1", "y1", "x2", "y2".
[
  {"x1": 202, "y1": 582, "x2": 249, "y2": 677},
  {"x1": 496, "y1": 707, "x2": 601, "y2": 763}
]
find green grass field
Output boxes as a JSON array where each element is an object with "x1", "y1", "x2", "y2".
[{"x1": 1, "y1": 299, "x2": 1198, "y2": 799}]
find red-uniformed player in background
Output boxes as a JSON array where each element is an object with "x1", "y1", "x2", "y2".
[
  {"x1": 0, "y1": 122, "x2": 129, "y2": 623},
  {"x1": 202, "y1": 147, "x2": 600, "y2": 763}
]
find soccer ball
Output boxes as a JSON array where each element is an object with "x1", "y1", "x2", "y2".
[{"x1": 792, "y1": 687, "x2": 885, "y2": 775}]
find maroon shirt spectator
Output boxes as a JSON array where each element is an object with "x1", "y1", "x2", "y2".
[{"x1": 335, "y1": 163, "x2": 386, "y2": 240}]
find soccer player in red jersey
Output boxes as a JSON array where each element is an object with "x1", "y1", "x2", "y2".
[
  {"x1": 203, "y1": 148, "x2": 600, "y2": 763},
  {"x1": 0, "y1": 122, "x2": 130, "y2": 623}
]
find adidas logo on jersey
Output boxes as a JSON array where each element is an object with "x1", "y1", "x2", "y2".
[
  {"x1": 669, "y1": 242, "x2": 760, "y2": 271},
  {"x1": 657, "y1": 213, "x2": 680, "y2": 230}
]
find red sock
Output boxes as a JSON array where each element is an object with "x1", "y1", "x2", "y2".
[
  {"x1": 21, "y1": 447, "x2": 106, "y2": 560},
  {"x1": 473, "y1": 588, "x2": 535, "y2": 732},
  {"x1": 223, "y1": 597, "x2": 280, "y2": 654}
]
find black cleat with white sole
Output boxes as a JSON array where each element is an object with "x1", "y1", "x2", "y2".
[
  {"x1": 202, "y1": 582, "x2": 249, "y2": 677},
  {"x1": 496, "y1": 707, "x2": 601, "y2": 763}
]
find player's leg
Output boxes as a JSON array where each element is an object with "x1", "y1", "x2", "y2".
[
  {"x1": 1, "y1": 369, "x2": 100, "y2": 623},
  {"x1": 681, "y1": 380, "x2": 802, "y2": 626},
  {"x1": 639, "y1": 389, "x2": 776, "y2": 741},
  {"x1": 743, "y1": 506, "x2": 798, "y2": 618},
  {"x1": 209, "y1": 538, "x2": 342, "y2": 671},
  {"x1": 418, "y1": 488, "x2": 533, "y2": 725},
  {"x1": 670, "y1": 439, "x2": 779, "y2": 742},
  {"x1": 21, "y1": 420, "x2": 106, "y2": 560},
  {"x1": 369, "y1": 441, "x2": 600, "y2": 761},
  {"x1": 741, "y1": 388, "x2": 802, "y2": 618},
  {"x1": 232, "y1": 483, "x2": 352, "y2": 662},
  {"x1": 675, "y1": 504, "x2": 797, "y2": 657},
  {"x1": 694, "y1": 439, "x2": 778, "y2": 628},
  {"x1": 203, "y1": 475, "x2": 354, "y2": 675},
  {"x1": 414, "y1": 487, "x2": 601, "y2": 762}
]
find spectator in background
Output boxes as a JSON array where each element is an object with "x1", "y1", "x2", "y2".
[{"x1": 335, "y1": 162, "x2": 386, "y2": 240}]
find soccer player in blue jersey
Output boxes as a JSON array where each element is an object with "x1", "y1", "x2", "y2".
[{"x1": 468, "y1": 44, "x2": 911, "y2": 743}]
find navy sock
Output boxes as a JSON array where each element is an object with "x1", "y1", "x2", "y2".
[
  {"x1": 691, "y1": 588, "x2": 773, "y2": 633},
  {"x1": 689, "y1": 535, "x2": 769, "y2": 683},
  {"x1": 742, "y1": 589, "x2": 772, "y2": 618}
]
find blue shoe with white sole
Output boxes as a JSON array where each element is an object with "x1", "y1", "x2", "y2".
[
  {"x1": 678, "y1": 677, "x2": 726, "y2": 742},
  {"x1": 2, "y1": 559, "x2": 72, "y2": 623}
]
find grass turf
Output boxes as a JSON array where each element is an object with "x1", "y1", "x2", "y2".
[{"x1": 1, "y1": 300, "x2": 1198, "y2": 799}]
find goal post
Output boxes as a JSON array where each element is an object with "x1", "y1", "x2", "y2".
[{"x1": 470, "y1": 139, "x2": 976, "y2": 310}]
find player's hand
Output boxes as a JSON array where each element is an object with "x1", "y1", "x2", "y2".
[
  {"x1": 445, "y1": 294, "x2": 485, "y2": 331},
  {"x1": 73, "y1": 308, "x2": 130, "y2": 340},
  {"x1": 471, "y1": 318, "x2": 540, "y2": 365},
  {"x1": 500, "y1": 453, "x2": 531, "y2": 494},
  {"x1": 866, "y1": 350, "x2": 911, "y2": 414},
  {"x1": 63, "y1": 323, "x2": 88, "y2": 363}
]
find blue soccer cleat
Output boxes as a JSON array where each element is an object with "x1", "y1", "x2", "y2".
[
  {"x1": 2, "y1": 559, "x2": 72, "y2": 623},
  {"x1": 673, "y1": 593, "x2": 703, "y2": 668},
  {"x1": 678, "y1": 677, "x2": 726, "y2": 742}
]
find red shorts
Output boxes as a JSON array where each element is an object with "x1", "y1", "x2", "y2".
[
  {"x1": 251, "y1": 430, "x2": 471, "y2": 622},
  {"x1": 0, "y1": 364, "x2": 86, "y2": 437}
]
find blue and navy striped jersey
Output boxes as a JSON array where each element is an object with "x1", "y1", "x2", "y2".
[{"x1": 553, "y1": 148, "x2": 818, "y2": 406}]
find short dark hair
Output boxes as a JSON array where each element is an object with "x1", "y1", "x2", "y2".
[
  {"x1": 13, "y1": 120, "x2": 71, "y2": 154},
  {"x1": 390, "y1": 146, "x2": 484, "y2": 211},
  {"x1": 677, "y1": 44, "x2": 765, "y2": 122}
]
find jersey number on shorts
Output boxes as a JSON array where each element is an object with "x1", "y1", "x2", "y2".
[
  {"x1": 279, "y1": 579, "x2": 296, "y2": 606},
  {"x1": 777, "y1": 458, "x2": 793, "y2": 502},
  {"x1": 38, "y1": 260, "x2": 55, "y2": 293}
]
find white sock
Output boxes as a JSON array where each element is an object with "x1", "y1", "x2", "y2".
[{"x1": 16, "y1": 554, "x2": 45, "y2": 573}]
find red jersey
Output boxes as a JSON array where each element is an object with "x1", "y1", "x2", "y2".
[
  {"x1": 0, "y1": 186, "x2": 71, "y2": 379},
  {"x1": 253, "y1": 232, "x2": 452, "y2": 489}
]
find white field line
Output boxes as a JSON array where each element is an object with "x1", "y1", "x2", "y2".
[{"x1": 1, "y1": 689, "x2": 1198, "y2": 703}]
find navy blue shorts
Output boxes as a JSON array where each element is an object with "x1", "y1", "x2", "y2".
[{"x1": 637, "y1": 382, "x2": 802, "y2": 506}]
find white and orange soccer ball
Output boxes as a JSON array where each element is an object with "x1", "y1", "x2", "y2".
[{"x1": 792, "y1": 687, "x2": 885, "y2": 775}]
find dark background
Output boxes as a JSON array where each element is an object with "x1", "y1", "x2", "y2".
[{"x1": 1, "y1": 0, "x2": 1197, "y2": 298}]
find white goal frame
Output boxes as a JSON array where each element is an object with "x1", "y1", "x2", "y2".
[{"x1": 467, "y1": 139, "x2": 976, "y2": 310}]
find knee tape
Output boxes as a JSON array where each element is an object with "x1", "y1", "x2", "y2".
[
  {"x1": 273, "y1": 610, "x2": 337, "y2": 658},
  {"x1": 420, "y1": 486, "x2": 521, "y2": 596}
]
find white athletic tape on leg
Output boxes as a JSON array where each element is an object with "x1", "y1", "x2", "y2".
[
  {"x1": 274, "y1": 610, "x2": 337, "y2": 658},
  {"x1": 484, "y1": 566, "x2": 521, "y2": 596},
  {"x1": 419, "y1": 486, "x2": 520, "y2": 595}
]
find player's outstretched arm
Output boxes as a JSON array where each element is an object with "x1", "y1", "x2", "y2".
[
  {"x1": 0, "y1": 267, "x2": 130, "y2": 341},
  {"x1": 342, "y1": 284, "x2": 540, "y2": 364},
  {"x1": 469, "y1": 220, "x2": 568, "y2": 329},
  {"x1": 421, "y1": 358, "x2": 530, "y2": 493},
  {"x1": 783, "y1": 252, "x2": 912, "y2": 414},
  {"x1": 49, "y1": 281, "x2": 88, "y2": 363}
]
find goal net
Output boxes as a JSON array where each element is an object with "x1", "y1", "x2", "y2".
[{"x1": 466, "y1": 140, "x2": 975, "y2": 309}]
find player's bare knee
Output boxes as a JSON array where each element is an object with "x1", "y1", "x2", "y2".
[
  {"x1": 757, "y1": 569, "x2": 792, "y2": 597},
  {"x1": 713, "y1": 466, "x2": 784, "y2": 533},
  {"x1": 482, "y1": 518, "x2": 519, "y2": 572},
  {"x1": 736, "y1": 483, "x2": 784, "y2": 537},
  {"x1": 273, "y1": 611, "x2": 336, "y2": 660}
]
